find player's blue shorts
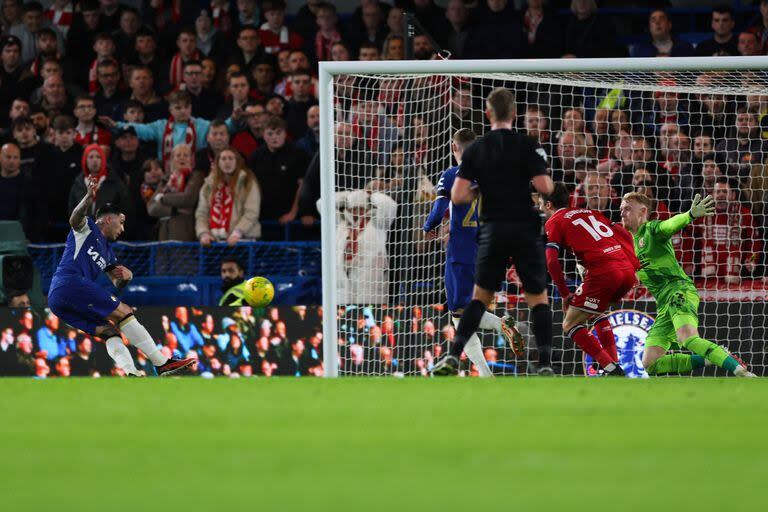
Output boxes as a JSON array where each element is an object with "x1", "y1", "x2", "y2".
[
  {"x1": 48, "y1": 277, "x2": 120, "y2": 335},
  {"x1": 445, "y1": 261, "x2": 474, "y2": 313}
]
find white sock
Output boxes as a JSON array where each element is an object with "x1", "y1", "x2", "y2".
[
  {"x1": 120, "y1": 316, "x2": 168, "y2": 366},
  {"x1": 479, "y1": 311, "x2": 502, "y2": 332},
  {"x1": 105, "y1": 336, "x2": 140, "y2": 376},
  {"x1": 465, "y1": 334, "x2": 493, "y2": 377}
]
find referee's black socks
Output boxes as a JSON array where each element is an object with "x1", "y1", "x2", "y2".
[
  {"x1": 531, "y1": 303, "x2": 553, "y2": 367},
  {"x1": 449, "y1": 299, "x2": 486, "y2": 358}
]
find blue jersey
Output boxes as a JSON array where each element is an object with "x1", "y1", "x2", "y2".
[
  {"x1": 423, "y1": 165, "x2": 479, "y2": 264},
  {"x1": 50, "y1": 217, "x2": 117, "y2": 292}
]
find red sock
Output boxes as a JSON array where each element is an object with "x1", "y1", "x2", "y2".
[
  {"x1": 568, "y1": 326, "x2": 614, "y2": 368},
  {"x1": 594, "y1": 317, "x2": 618, "y2": 362}
]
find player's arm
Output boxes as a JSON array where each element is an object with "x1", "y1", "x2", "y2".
[
  {"x1": 69, "y1": 177, "x2": 98, "y2": 230},
  {"x1": 450, "y1": 176, "x2": 477, "y2": 205},
  {"x1": 423, "y1": 169, "x2": 452, "y2": 233},
  {"x1": 545, "y1": 244, "x2": 571, "y2": 301},
  {"x1": 106, "y1": 265, "x2": 133, "y2": 290},
  {"x1": 657, "y1": 194, "x2": 714, "y2": 237}
]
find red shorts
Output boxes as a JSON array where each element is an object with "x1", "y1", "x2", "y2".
[{"x1": 569, "y1": 266, "x2": 636, "y2": 314}]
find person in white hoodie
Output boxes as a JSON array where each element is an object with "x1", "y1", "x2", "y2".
[{"x1": 332, "y1": 189, "x2": 397, "y2": 304}]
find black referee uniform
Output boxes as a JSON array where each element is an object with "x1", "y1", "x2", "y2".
[{"x1": 457, "y1": 129, "x2": 549, "y2": 295}]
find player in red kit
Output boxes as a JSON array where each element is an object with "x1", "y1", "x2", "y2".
[{"x1": 539, "y1": 183, "x2": 640, "y2": 376}]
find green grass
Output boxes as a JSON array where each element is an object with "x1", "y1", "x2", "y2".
[{"x1": 1, "y1": 378, "x2": 765, "y2": 511}]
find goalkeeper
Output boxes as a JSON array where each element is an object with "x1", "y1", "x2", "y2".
[{"x1": 619, "y1": 192, "x2": 755, "y2": 377}]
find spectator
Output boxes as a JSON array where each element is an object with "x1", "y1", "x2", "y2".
[
  {"x1": 283, "y1": 69, "x2": 318, "y2": 139},
  {"x1": 126, "y1": 29, "x2": 165, "y2": 88},
  {"x1": 412, "y1": 34, "x2": 436, "y2": 60},
  {"x1": 564, "y1": 0, "x2": 622, "y2": 58},
  {"x1": 7, "y1": 293, "x2": 31, "y2": 308},
  {"x1": 631, "y1": 10, "x2": 694, "y2": 58},
  {"x1": 36, "y1": 311, "x2": 61, "y2": 361},
  {"x1": 0, "y1": 142, "x2": 34, "y2": 232},
  {"x1": 73, "y1": 95, "x2": 112, "y2": 152},
  {"x1": 553, "y1": 130, "x2": 589, "y2": 187},
  {"x1": 259, "y1": 0, "x2": 303, "y2": 55},
  {"x1": 330, "y1": 41, "x2": 351, "y2": 62},
  {"x1": 195, "y1": 119, "x2": 230, "y2": 174},
  {"x1": 181, "y1": 60, "x2": 222, "y2": 120},
  {"x1": 195, "y1": 9, "x2": 227, "y2": 62},
  {"x1": 1, "y1": 0, "x2": 22, "y2": 33},
  {"x1": 523, "y1": 0, "x2": 564, "y2": 59},
  {"x1": 44, "y1": 0, "x2": 75, "y2": 38},
  {"x1": 49, "y1": 115, "x2": 82, "y2": 227},
  {"x1": 292, "y1": 0, "x2": 322, "y2": 44},
  {"x1": 583, "y1": 171, "x2": 620, "y2": 223},
  {"x1": 695, "y1": 5, "x2": 738, "y2": 56},
  {"x1": 29, "y1": 104, "x2": 52, "y2": 142},
  {"x1": 147, "y1": 144, "x2": 201, "y2": 241},
  {"x1": 250, "y1": 57, "x2": 277, "y2": 101},
  {"x1": 524, "y1": 105, "x2": 553, "y2": 160},
  {"x1": 0, "y1": 35, "x2": 24, "y2": 102},
  {"x1": 348, "y1": 1, "x2": 387, "y2": 56},
  {"x1": 93, "y1": 59, "x2": 127, "y2": 118},
  {"x1": 170, "y1": 306, "x2": 204, "y2": 353},
  {"x1": 110, "y1": 125, "x2": 148, "y2": 197},
  {"x1": 333, "y1": 189, "x2": 397, "y2": 304},
  {"x1": 37, "y1": 74, "x2": 72, "y2": 119},
  {"x1": 26, "y1": 27, "x2": 61, "y2": 79},
  {"x1": 216, "y1": 72, "x2": 250, "y2": 120},
  {"x1": 87, "y1": 33, "x2": 117, "y2": 95},
  {"x1": 14, "y1": 116, "x2": 56, "y2": 240},
  {"x1": 701, "y1": 177, "x2": 761, "y2": 283},
  {"x1": 109, "y1": 90, "x2": 236, "y2": 168},
  {"x1": 232, "y1": 101, "x2": 266, "y2": 158},
  {"x1": 747, "y1": 0, "x2": 768, "y2": 54},
  {"x1": 313, "y1": 2, "x2": 343, "y2": 62},
  {"x1": 235, "y1": 0, "x2": 259, "y2": 29},
  {"x1": 248, "y1": 115, "x2": 309, "y2": 239},
  {"x1": 278, "y1": 338, "x2": 309, "y2": 376},
  {"x1": 230, "y1": 24, "x2": 264, "y2": 75},
  {"x1": 66, "y1": 0, "x2": 101, "y2": 81},
  {"x1": 679, "y1": 155, "x2": 723, "y2": 212},
  {"x1": 690, "y1": 73, "x2": 734, "y2": 141},
  {"x1": 10, "y1": 2, "x2": 64, "y2": 64},
  {"x1": 69, "y1": 336, "x2": 95, "y2": 376},
  {"x1": 273, "y1": 50, "x2": 318, "y2": 100},
  {"x1": 169, "y1": 28, "x2": 201, "y2": 90},
  {"x1": 295, "y1": 105, "x2": 319, "y2": 157},
  {"x1": 414, "y1": 0, "x2": 448, "y2": 46},
  {"x1": 714, "y1": 107, "x2": 766, "y2": 183},
  {"x1": 465, "y1": 0, "x2": 526, "y2": 60},
  {"x1": 99, "y1": 0, "x2": 123, "y2": 32},
  {"x1": 112, "y1": 7, "x2": 141, "y2": 58},
  {"x1": 738, "y1": 31, "x2": 762, "y2": 57},
  {"x1": 223, "y1": 332, "x2": 249, "y2": 374},
  {"x1": 219, "y1": 257, "x2": 246, "y2": 306},
  {"x1": 357, "y1": 41, "x2": 380, "y2": 61},
  {"x1": 67, "y1": 143, "x2": 133, "y2": 224},
  {"x1": 643, "y1": 79, "x2": 689, "y2": 137},
  {"x1": 196, "y1": 148, "x2": 261, "y2": 245}
]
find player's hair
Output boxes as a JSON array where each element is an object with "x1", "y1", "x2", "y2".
[
  {"x1": 486, "y1": 87, "x2": 516, "y2": 122},
  {"x1": 221, "y1": 256, "x2": 244, "y2": 271},
  {"x1": 96, "y1": 203, "x2": 124, "y2": 218},
  {"x1": 622, "y1": 191, "x2": 653, "y2": 210},
  {"x1": 541, "y1": 182, "x2": 571, "y2": 209},
  {"x1": 452, "y1": 128, "x2": 476, "y2": 151}
]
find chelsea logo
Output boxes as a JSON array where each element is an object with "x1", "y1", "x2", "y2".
[{"x1": 584, "y1": 310, "x2": 655, "y2": 378}]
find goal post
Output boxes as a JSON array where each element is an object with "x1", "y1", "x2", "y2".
[{"x1": 319, "y1": 56, "x2": 768, "y2": 378}]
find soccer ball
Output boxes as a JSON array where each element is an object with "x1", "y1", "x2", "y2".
[{"x1": 243, "y1": 276, "x2": 274, "y2": 307}]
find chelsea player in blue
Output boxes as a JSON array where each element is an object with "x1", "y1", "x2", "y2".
[
  {"x1": 47, "y1": 176, "x2": 195, "y2": 376},
  {"x1": 423, "y1": 129, "x2": 524, "y2": 377}
]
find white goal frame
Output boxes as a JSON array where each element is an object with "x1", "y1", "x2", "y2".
[{"x1": 319, "y1": 56, "x2": 768, "y2": 377}]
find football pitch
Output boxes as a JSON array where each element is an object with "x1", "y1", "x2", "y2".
[{"x1": 1, "y1": 378, "x2": 765, "y2": 512}]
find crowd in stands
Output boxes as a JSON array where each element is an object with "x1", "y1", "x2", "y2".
[{"x1": 0, "y1": 0, "x2": 766, "y2": 293}]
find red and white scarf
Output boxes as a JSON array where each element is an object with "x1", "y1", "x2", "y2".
[
  {"x1": 315, "y1": 30, "x2": 341, "y2": 61},
  {"x1": 75, "y1": 124, "x2": 99, "y2": 146},
  {"x1": 209, "y1": 182, "x2": 234, "y2": 237},
  {"x1": 166, "y1": 167, "x2": 191, "y2": 193},
  {"x1": 211, "y1": 3, "x2": 232, "y2": 33},
  {"x1": 154, "y1": 0, "x2": 181, "y2": 30},
  {"x1": 162, "y1": 115, "x2": 196, "y2": 166},
  {"x1": 45, "y1": 3, "x2": 74, "y2": 37},
  {"x1": 169, "y1": 50, "x2": 201, "y2": 89},
  {"x1": 260, "y1": 23, "x2": 289, "y2": 54}
]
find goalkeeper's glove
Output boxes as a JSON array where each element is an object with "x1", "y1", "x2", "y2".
[{"x1": 689, "y1": 193, "x2": 715, "y2": 219}]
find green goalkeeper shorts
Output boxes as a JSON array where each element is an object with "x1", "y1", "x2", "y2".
[{"x1": 645, "y1": 285, "x2": 700, "y2": 351}]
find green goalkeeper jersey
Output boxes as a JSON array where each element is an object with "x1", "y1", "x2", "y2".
[{"x1": 634, "y1": 213, "x2": 695, "y2": 300}]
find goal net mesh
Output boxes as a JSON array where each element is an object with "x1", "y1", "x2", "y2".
[{"x1": 329, "y1": 68, "x2": 768, "y2": 377}]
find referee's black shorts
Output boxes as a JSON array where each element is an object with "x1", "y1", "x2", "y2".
[{"x1": 474, "y1": 220, "x2": 547, "y2": 295}]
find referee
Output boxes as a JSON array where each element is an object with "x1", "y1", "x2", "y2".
[{"x1": 432, "y1": 87, "x2": 555, "y2": 376}]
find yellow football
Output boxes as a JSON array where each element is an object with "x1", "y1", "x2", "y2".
[{"x1": 243, "y1": 276, "x2": 274, "y2": 307}]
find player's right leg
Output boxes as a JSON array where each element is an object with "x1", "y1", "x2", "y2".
[
  {"x1": 643, "y1": 305, "x2": 706, "y2": 376},
  {"x1": 107, "y1": 303, "x2": 195, "y2": 376},
  {"x1": 93, "y1": 325, "x2": 142, "y2": 376},
  {"x1": 446, "y1": 261, "x2": 492, "y2": 377},
  {"x1": 562, "y1": 306, "x2": 622, "y2": 376}
]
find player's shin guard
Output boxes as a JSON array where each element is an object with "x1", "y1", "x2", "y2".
[
  {"x1": 567, "y1": 325, "x2": 614, "y2": 369},
  {"x1": 105, "y1": 336, "x2": 140, "y2": 375},
  {"x1": 449, "y1": 300, "x2": 486, "y2": 358},
  {"x1": 119, "y1": 314, "x2": 168, "y2": 367},
  {"x1": 453, "y1": 317, "x2": 492, "y2": 377},
  {"x1": 478, "y1": 311, "x2": 502, "y2": 332},
  {"x1": 593, "y1": 314, "x2": 618, "y2": 362},
  {"x1": 682, "y1": 336, "x2": 739, "y2": 374},
  {"x1": 645, "y1": 354, "x2": 705, "y2": 375},
  {"x1": 530, "y1": 304, "x2": 552, "y2": 367}
]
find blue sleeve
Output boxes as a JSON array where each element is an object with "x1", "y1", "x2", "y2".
[
  {"x1": 117, "y1": 120, "x2": 164, "y2": 143},
  {"x1": 224, "y1": 117, "x2": 237, "y2": 134},
  {"x1": 423, "y1": 196, "x2": 450, "y2": 232},
  {"x1": 194, "y1": 118, "x2": 212, "y2": 149},
  {"x1": 191, "y1": 324, "x2": 204, "y2": 348}
]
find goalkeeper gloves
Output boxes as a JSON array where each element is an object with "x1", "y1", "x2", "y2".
[{"x1": 689, "y1": 194, "x2": 715, "y2": 219}]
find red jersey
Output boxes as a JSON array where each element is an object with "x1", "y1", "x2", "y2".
[{"x1": 545, "y1": 208, "x2": 637, "y2": 272}]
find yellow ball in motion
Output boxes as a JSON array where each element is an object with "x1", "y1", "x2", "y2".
[{"x1": 243, "y1": 276, "x2": 274, "y2": 307}]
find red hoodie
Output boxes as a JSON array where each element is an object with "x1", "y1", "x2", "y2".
[{"x1": 81, "y1": 143, "x2": 108, "y2": 198}]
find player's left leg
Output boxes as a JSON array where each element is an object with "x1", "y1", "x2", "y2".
[
  {"x1": 562, "y1": 306, "x2": 622, "y2": 376},
  {"x1": 93, "y1": 325, "x2": 142, "y2": 376},
  {"x1": 446, "y1": 262, "x2": 492, "y2": 377}
]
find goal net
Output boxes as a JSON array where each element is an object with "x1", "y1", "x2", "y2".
[{"x1": 318, "y1": 58, "x2": 768, "y2": 378}]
